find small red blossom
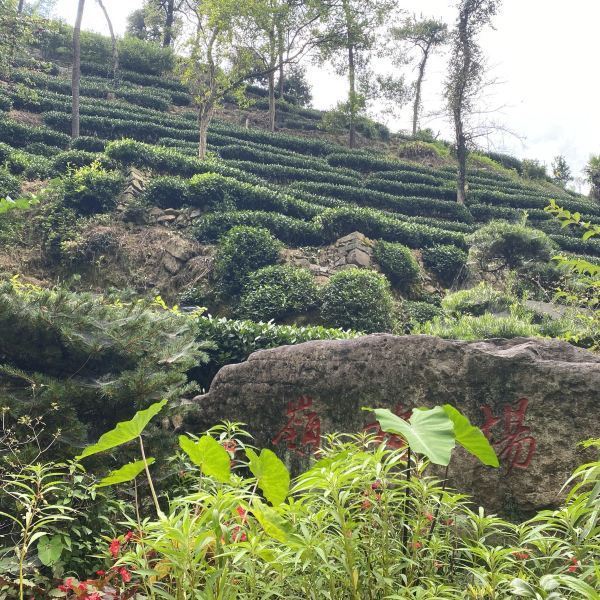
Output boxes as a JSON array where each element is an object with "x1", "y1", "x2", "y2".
[
  {"x1": 512, "y1": 551, "x2": 529, "y2": 560},
  {"x1": 77, "y1": 582, "x2": 87, "y2": 592},
  {"x1": 236, "y1": 506, "x2": 248, "y2": 523},
  {"x1": 411, "y1": 541, "x2": 422, "y2": 549},
  {"x1": 361, "y1": 499, "x2": 372, "y2": 510},
  {"x1": 124, "y1": 530, "x2": 134, "y2": 542},
  {"x1": 567, "y1": 557, "x2": 579, "y2": 573},
  {"x1": 371, "y1": 480, "x2": 382, "y2": 490},
  {"x1": 95, "y1": 570, "x2": 106, "y2": 576},
  {"x1": 109, "y1": 538, "x2": 121, "y2": 558},
  {"x1": 374, "y1": 493, "x2": 382, "y2": 502},
  {"x1": 119, "y1": 567, "x2": 132, "y2": 583},
  {"x1": 442, "y1": 518, "x2": 454, "y2": 526},
  {"x1": 86, "y1": 593, "x2": 102, "y2": 600},
  {"x1": 425, "y1": 512, "x2": 434, "y2": 522},
  {"x1": 222, "y1": 439, "x2": 237, "y2": 454}
]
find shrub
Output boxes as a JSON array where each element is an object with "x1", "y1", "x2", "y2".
[
  {"x1": 441, "y1": 283, "x2": 515, "y2": 317},
  {"x1": 214, "y1": 226, "x2": 283, "y2": 295},
  {"x1": 144, "y1": 176, "x2": 190, "y2": 209},
  {"x1": 373, "y1": 241, "x2": 420, "y2": 289},
  {"x1": 0, "y1": 91, "x2": 13, "y2": 111},
  {"x1": 521, "y1": 159, "x2": 547, "y2": 180},
  {"x1": 188, "y1": 173, "x2": 230, "y2": 209},
  {"x1": 25, "y1": 142, "x2": 63, "y2": 157},
  {"x1": 118, "y1": 36, "x2": 174, "y2": 75},
  {"x1": 237, "y1": 265, "x2": 319, "y2": 321},
  {"x1": 320, "y1": 268, "x2": 395, "y2": 333},
  {"x1": 51, "y1": 150, "x2": 114, "y2": 173},
  {"x1": 401, "y1": 300, "x2": 443, "y2": 329},
  {"x1": 0, "y1": 167, "x2": 21, "y2": 199},
  {"x1": 468, "y1": 220, "x2": 555, "y2": 272},
  {"x1": 61, "y1": 162, "x2": 123, "y2": 215},
  {"x1": 422, "y1": 244, "x2": 468, "y2": 286},
  {"x1": 70, "y1": 136, "x2": 108, "y2": 153}
]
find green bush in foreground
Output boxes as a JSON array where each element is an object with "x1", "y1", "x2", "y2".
[
  {"x1": 422, "y1": 244, "x2": 468, "y2": 286},
  {"x1": 373, "y1": 240, "x2": 420, "y2": 290},
  {"x1": 61, "y1": 162, "x2": 123, "y2": 215},
  {"x1": 214, "y1": 226, "x2": 283, "y2": 295},
  {"x1": 441, "y1": 283, "x2": 516, "y2": 317},
  {"x1": 321, "y1": 268, "x2": 395, "y2": 333},
  {"x1": 237, "y1": 265, "x2": 319, "y2": 322}
]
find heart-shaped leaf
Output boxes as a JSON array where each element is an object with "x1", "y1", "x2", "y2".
[
  {"x1": 442, "y1": 404, "x2": 499, "y2": 467},
  {"x1": 246, "y1": 448, "x2": 290, "y2": 505},
  {"x1": 77, "y1": 399, "x2": 167, "y2": 460},
  {"x1": 179, "y1": 434, "x2": 231, "y2": 483},
  {"x1": 372, "y1": 406, "x2": 455, "y2": 466},
  {"x1": 96, "y1": 458, "x2": 154, "y2": 488}
]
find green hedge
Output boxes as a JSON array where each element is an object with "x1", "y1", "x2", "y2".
[
  {"x1": 373, "y1": 240, "x2": 420, "y2": 289},
  {"x1": 0, "y1": 118, "x2": 70, "y2": 149},
  {"x1": 422, "y1": 244, "x2": 468, "y2": 286},
  {"x1": 366, "y1": 177, "x2": 456, "y2": 202},
  {"x1": 0, "y1": 167, "x2": 21, "y2": 199}
]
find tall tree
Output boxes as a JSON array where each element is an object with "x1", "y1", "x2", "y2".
[
  {"x1": 71, "y1": 0, "x2": 86, "y2": 139},
  {"x1": 96, "y1": 0, "x2": 118, "y2": 82},
  {"x1": 391, "y1": 16, "x2": 447, "y2": 137},
  {"x1": 585, "y1": 155, "x2": 600, "y2": 202},
  {"x1": 551, "y1": 155, "x2": 572, "y2": 188},
  {"x1": 316, "y1": 0, "x2": 394, "y2": 148},
  {"x1": 445, "y1": 0, "x2": 501, "y2": 204}
]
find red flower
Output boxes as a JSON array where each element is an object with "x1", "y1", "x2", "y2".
[
  {"x1": 512, "y1": 551, "x2": 529, "y2": 560},
  {"x1": 77, "y1": 582, "x2": 87, "y2": 592},
  {"x1": 236, "y1": 506, "x2": 248, "y2": 523},
  {"x1": 109, "y1": 538, "x2": 120, "y2": 558},
  {"x1": 411, "y1": 541, "x2": 422, "y2": 549},
  {"x1": 567, "y1": 557, "x2": 579, "y2": 572},
  {"x1": 442, "y1": 518, "x2": 454, "y2": 526},
  {"x1": 424, "y1": 512, "x2": 434, "y2": 522},
  {"x1": 95, "y1": 570, "x2": 106, "y2": 576},
  {"x1": 86, "y1": 594, "x2": 102, "y2": 600},
  {"x1": 222, "y1": 439, "x2": 237, "y2": 454},
  {"x1": 371, "y1": 481, "x2": 382, "y2": 490},
  {"x1": 361, "y1": 499, "x2": 372, "y2": 510},
  {"x1": 124, "y1": 531, "x2": 134, "y2": 543},
  {"x1": 119, "y1": 567, "x2": 132, "y2": 583}
]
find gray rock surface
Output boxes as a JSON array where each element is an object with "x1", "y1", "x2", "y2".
[{"x1": 190, "y1": 335, "x2": 600, "y2": 515}]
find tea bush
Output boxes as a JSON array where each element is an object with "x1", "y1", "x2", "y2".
[
  {"x1": 373, "y1": 240, "x2": 420, "y2": 289},
  {"x1": 61, "y1": 162, "x2": 123, "y2": 215},
  {"x1": 237, "y1": 265, "x2": 319, "y2": 322},
  {"x1": 321, "y1": 268, "x2": 395, "y2": 332},
  {"x1": 144, "y1": 175, "x2": 190, "y2": 209},
  {"x1": 422, "y1": 244, "x2": 468, "y2": 286},
  {"x1": 214, "y1": 226, "x2": 283, "y2": 295},
  {"x1": 441, "y1": 283, "x2": 516, "y2": 317},
  {"x1": 0, "y1": 167, "x2": 21, "y2": 198}
]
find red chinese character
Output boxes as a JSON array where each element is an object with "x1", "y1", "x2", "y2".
[
  {"x1": 364, "y1": 404, "x2": 412, "y2": 449},
  {"x1": 481, "y1": 398, "x2": 536, "y2": 471},
  {"x1": 272, "y1": 396, "x2": 321, "y2": 456}
]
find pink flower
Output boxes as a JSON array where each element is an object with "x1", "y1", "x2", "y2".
[
  {"x1": 109, "y1": 538, "x2": 120, "y2": 558},
  {"x1": 119, "y1": 566, "x2": 132, "y2": 583},
  {"x1": 124, "y1": 530, "x2": 134, "y2": 542}
]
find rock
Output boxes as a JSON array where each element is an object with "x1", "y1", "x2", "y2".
[
  {"x1": 347, "y1": 248, "x2": 371, "y2": 268},
  {"x1": 165, "y1": 238, "x2": 195, "y2": 262},
  {"x1": 157, "y1": 214, "x2": 177, "y2": 224},
  {"x1": 162, "y1": 253, "x2": 181, "y2": 274},
  {"x1": 190, "y1": 335, "x2": 600, "y2": 515}
]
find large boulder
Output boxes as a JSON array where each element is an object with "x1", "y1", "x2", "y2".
[{"x1": 189, "y1": 335, "x2": 600, "y2": 516}]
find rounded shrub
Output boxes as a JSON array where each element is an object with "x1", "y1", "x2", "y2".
[
  {"x1": 214, "y1": 226, "x2": 283, "y2": 295},
  {"x1": 0, "y1": 167, "x2": 21, "y2": 199},
  {"x1": 422, "y1": 244, "x2": 468, "y2": 286},
  {"x1": 144, "y1": 176, "x2": 189, "y2": 209},
  {"x1": 401, "y1": 300, "x2": 443, "y2": 329},
  {"x1": 237, "y1": 265, "x2": 319, "y2": 322},
  {"x1": 118, "y1": 36, "x2": 174, "y2": 75},
  {"x1": 70, "y1": 136, "x2": 107, "y2": 153},
  {"x1": 188, "y1": 173, "x2": 228, "y2": 209},
  {"x1": 468, "y1": 220, "x2": 555, "y2": 272},
  {"x1": 320, "y1": 268, "x2": 395, "y2": 333},
  {"x1": 61, "y1": 163, "x2": 123, "y2": 215},
  {"x1": 373, "y1": 240, "x2": 420, "y2": 290}
]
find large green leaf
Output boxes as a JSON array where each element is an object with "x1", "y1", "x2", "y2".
[
  {"x1": 442, "y1": 404, "x2": 499, "y2": 467},
  {"x1": 37, "y1": 535, "x2": 64, "y2": 567},
  {"x1": 251, "y1": 499, "x2": 294, "y2": 543},
  {"x1": 246, "y1": 448, "x2": 290, "y2": 505},
  {"x1": 179, "y1": 435, "x2": 231, "y2": 483},
  {"x1": 96, "y1": 458, "x2": 155, "y2": 488},
  {"x1": 373, "y1": 406, "x2": 455, "y2": 466},
  {"x1": 77, "y1": 399, "x2": 167, "y2": 460}
]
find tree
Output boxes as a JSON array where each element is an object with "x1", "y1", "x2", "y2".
[
  {"x1": 551, "y1": 155, "x2": 572, "y2": 188},
  {"x1": 316, "y1": 0, "x2": 394, "y2": 148},
  {"x1": 445, "y1": 0, "x2": 501, "y2": 204},
  {"x1": 391, "y1": 16, "x2": 447, "y2": 137},
  {"x1": 127, "y1": 0, "x2": 185, "y2": 47},
  {"x1": 71, "y1": 0, "x2": 86, "y2": 139},
  {"x1": 585, "y1": 155, "x2": 600, "y2": 201},
  {"x1": 96, "y1": 0, "x2": 118, "y2": 82}
]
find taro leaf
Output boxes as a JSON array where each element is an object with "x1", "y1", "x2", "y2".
[
  {"x1": 246, "y1": 448, "x2": 290, "y2": 505},
  {"x1": 179, "y1": 434, "x2": 230, "y2": 483},
  {"x1": 251, "y1": 499, "x2": 294, "y2": 543},
  {"x1": 37, "y1": 535, "x2": 64, "y2": 566},
  {"x1": 372, "y1": 406, "x2": 455, "y2": 466},
  {"x1": 77, "y1": 399, "x2": 167, "y2": 460},
  {"x1": 97, "y1": 458, "x2": 155, "y2": 488},
  {"x1": 442, "y1": 404, "x2": 499, "y2": 467}
]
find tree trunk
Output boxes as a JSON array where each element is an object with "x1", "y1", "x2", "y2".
[
  {"x1": 348, "y1": 43, "x2": 356, "y2": 149},
  {"x1": 17, "y1": 0, "x2": 25, "y2": 14},
  {"x1": 163, "y1": 0, "x2": 174, "y2": 47},
  {"x1": 455, "y1": 117, "x2": 467, "y2": 204},
  {"x1": 96, "y1": 0, "x2": 118, "y2": 83},
  {"x1": 71, "y1": 0, "x2": 85, "y2": 139},
  {"x1": 268, "y1": 70, "x2": 276, "y2": 132},
  {"x1": 277, "y1": 25, "x2": 285, "y2": 99},
  {"x1": 412, "y1": 49, "x2": 429, "y2": 137},
  {"x1": 198, "y1": 106, "x2": 213, "y2": 160}
]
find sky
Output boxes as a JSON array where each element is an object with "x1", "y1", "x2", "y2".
[{"x1": 53, "y1": 0, "x2": 600, "y2": 190}]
